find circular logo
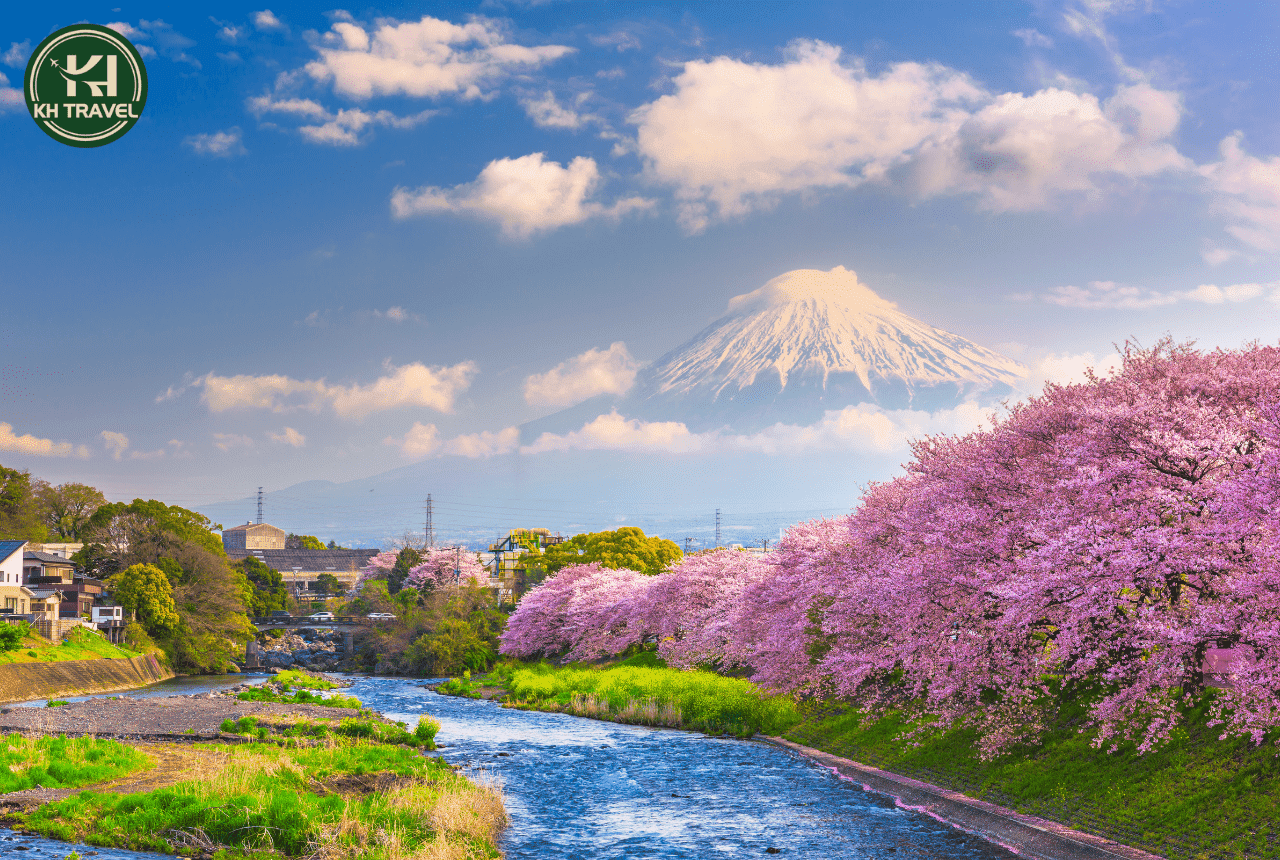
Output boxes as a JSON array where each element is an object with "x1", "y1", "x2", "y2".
[{"x1": 24, "y1": 24, "x2": 148, "y2": 148}]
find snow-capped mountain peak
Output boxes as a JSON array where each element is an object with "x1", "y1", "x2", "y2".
[{"x1": 643, "y1": 266, "x2": 1025, "y2": 403}]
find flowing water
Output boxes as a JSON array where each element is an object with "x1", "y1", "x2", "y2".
[{"x1": 5, "y1": 674, "x2": 1016, "y2": 859}]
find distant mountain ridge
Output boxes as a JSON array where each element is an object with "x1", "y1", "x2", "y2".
[{"x1": 525, "y1": 266, "x2": 1026, "y2": 436}]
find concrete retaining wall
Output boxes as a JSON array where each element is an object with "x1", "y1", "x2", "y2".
[
  {"x1": 0, "y1": 654, "x2": 172, "y2": 704},
  {"x1": 763, "y1": 737, "x2": 1165, "y2": 860}
]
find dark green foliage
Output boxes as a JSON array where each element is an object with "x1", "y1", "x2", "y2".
[
  {"x1": 0, "y1": 623, "x2": 27, "y2": 651},
  {"x1": 0, "y1": 464, "x2": 48, "y2": 541},
  {"x1": 234, "y1": 556, "x2": 288, "y2": 616},
  {"x1": 286, "y1": 533, "x2": 326, "y2": 550},
  {"x1": 388, "y1": 547, "x2": 422, "y2": 594},
  {"x1": 315, "y1": 572, "x2": 344, "y2": 595}
]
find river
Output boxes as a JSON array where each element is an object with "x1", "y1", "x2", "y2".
[{"x1": 5, "y1": 674, "x2": 1017, "y2": 860}]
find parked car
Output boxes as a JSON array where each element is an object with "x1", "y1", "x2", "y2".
[
  {"x1": 366, "y1": 613, "x2": 396, "y2": 621},
  {"x1": 308, "y1": 611, "x2": 335, "y2": 621}
]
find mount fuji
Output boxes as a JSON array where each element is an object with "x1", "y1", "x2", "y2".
[{"x1": 526, "y1": 266, "x2": 1027, "y2": 436}]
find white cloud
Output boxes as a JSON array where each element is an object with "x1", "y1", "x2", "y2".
[
  {"x1": 1201, "y1": 132, "x2": 1280, "y2": 252},
  {"x1": 248, "y1": 94, "x2": 434, "y2": 146},
  {"x1": 253, "y1": 10, "x2": 285, "y2": 31},
  {"x1": 373, "y1": 306, "x2": 421, "y2": 322},
  {"x1": 0, "y1": 73, "x2": 21, "y2": 113},
  {"x1": 387, "y1": 422, "x2": 440, "y2": 458},
  {"x1": 303, "y1": 15, "x2": 572, "y2": 101},
  {"x1": 391, "y1": 153, "x2": 653, "y2": 238},
  {"x1": 442, "y1": 427, "x2": 519, "y2": 458},
  {"x1": 0, "y1": 423, "x2": 87, "y2": 458},
  {"x1": 101, "y1": 431, "x2": 130, "y2": 461},
  {"x1": 629, "y1": 40, "x2": 1188, "y2": 231},
  {"x1": 523, "y1": 412, "x2": 707, "y2": 455},
  {"x1": 588, "y1": 31, "x2": 641, "y2": 52},
  {"x1": 1041, "y1": 278, "x2": 1275, "y2": 309},
  {"x1": 198, "y1": 360, "x2": 477, "y2": 418},
  {"x1": 105, "y1": 22, "x2": 144, "y2": 39},
  {"x1": 211, "y1": 17, "x2": 243, "y2": 44},
  {"x1": 1013, "y1": 28, "x2": 1054, "y2": 48},
  {"x1": 1017, "y1": 350, "x2": 1124, "y2": 391},
  {"x1": 268, "y1": 427, "x2": 306, "y2": 447},
  {"x1": 2, "y1": 40, "x2": 30, "y2": 67},
  {"x1": 184, "y1": 127, "x2": 247, "y2": 157},
  {"x1": 109, "y1": 20, "x2": 200, "y2": 68},
  {"x1": 523, "y1": 342, "x2": 639, "y2": 407},
  {"x1": 521, "y1": 90, "x2": 585, "y2": 129},
  {"x1": 909, "y1": 83, "x2": 1189, "y2": 211},
  {"x1": 384, "y1": 423, "x2": 518, "y2": 459},
  {"x1": 519, "y1": 404, "x2": 995, "y2": 457},
  {"x1": 213, "y1": 433, "x2": 254, "y2": 451}
]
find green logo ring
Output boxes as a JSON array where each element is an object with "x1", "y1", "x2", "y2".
[{"x1": 25, "y1": 23, "x2": 149, "y2": 148}]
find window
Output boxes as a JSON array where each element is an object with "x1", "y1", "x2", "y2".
[{"x1": 4, "y1": 598, "x2": 14, "y2": 610}]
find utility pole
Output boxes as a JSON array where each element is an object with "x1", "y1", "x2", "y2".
[
  {"x1": 715, "y1": 508, "x2": 721, "y2": 548},
  {"x1": 455, "y1": 545, "x2": 461, "y2": 584},
  {"x1": 684, "y1": 536, "x2": 693, "y2": 555},
  {"x1": 425, "y1": 494, "x2": 434, "y2": 549},
  {"x1": 256, "y1": 487, "x2": 263, "y2": 524}
]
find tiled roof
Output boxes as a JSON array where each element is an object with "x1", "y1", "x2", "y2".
[
  {"x1": 28, "y1": 589, "x2": 63, "y2": 599},
  {"x1": 225, "y1": 548, "x2": 379, "y2": 572},
  {"x1": 24, "y1": 551, "x2": 75, "y2": 565},
  {"x1": 0, "y1": 540, "x2": 27, "y2": 563}
]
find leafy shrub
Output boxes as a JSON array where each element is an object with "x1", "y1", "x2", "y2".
[
  {"x1": 0, "y1": 623, "x2": 26, "y2": 651},
  {"x1": 46, "y1": 700, "x2": 69, "y2": 708},
  {"x1": 414, "y1": 716, "x2": 440, "y2": 748}
]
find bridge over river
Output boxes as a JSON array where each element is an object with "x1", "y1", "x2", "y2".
[{"x1": 246, "y1": 616, "x2": 389, "y2": 669}]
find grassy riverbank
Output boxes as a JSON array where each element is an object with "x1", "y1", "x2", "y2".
[
  {"x1": 0, "y1": 734, "x2": 150, "y2": 793},
  {"x1": 463, "y1": 655, "x2": 801, "y2": 737},
  {"x1": 0, "y1": 626, "x2": 144, "y2": 665},
  {"x1": 22, "y1": 739, "x2": 505, "y2": 860},
  {"x1": 785, "y1": 695, "x2": 1280, "y2": 860}
]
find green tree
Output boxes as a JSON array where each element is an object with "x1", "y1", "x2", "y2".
[
  {"x1": 315, "y1": 572, "x2": 344, "y2": 596},
  {"x1": 406, "y1": 618, "x2": 495, "y2": 675},
  {"x1": 109, "y1": 563, "x2": 179, "y2": 635},
  {"x1": 233, "y1": 556, "x2": 288, "y2": 616},
  {"x1": 543, "y1": 526, "x2": 682, "y2": 577},
  {"x1": 286, "y1": 533, "x2": 326, "y2": 550},
  {"x1": 84, "y1": 499, "x2": 224, "y2": 558},
  {"x1": 388, "y1": 547, "x2": 422, "y2": 594},
  {"x1": 36, "y1": 481, "x2": 107, "y2": 540},
  {"x1": 0, "y1": 465, "x2": 48, "y2": 541}
]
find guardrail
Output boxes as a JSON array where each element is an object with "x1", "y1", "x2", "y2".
[{"x1": 251, "y1": 616, "x2": 386, "y2": 625}]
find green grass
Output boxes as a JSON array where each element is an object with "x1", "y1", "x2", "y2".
[
  {"x1": 45, "y1": 700, "x2": 69, "y2": 708},
  {"x1": 488, "y1": 659, "x2": 801, "y2": 737},
  {"x1": 236, "y1": 687, "x2": 362, "y2": 709},
  {"x1": 21, "y1": 739, "x2": 504, "y2": 859},
  {"x1": 784, "y1": 694, "x2": 1280, "y2": 860},
  {"x1": 273, "y1": 669, "x2": 336, "y2": 690},
  {"x1": 0, "y1": 734, "x2": 151, "y2": 793},
  {"x1": 0, "y1": 627, "x2": 143, "y2": 665}
]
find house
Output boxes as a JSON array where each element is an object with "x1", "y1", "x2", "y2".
[
  {"x1": 0, "y1": 540, "x2": 35, "y2": 618},
  {"x1": 222, "y1": 522, "x2": 287, "y2": 551},
  {"x1": 91, "y1": 605, "x2": 126, "y2": 643},
  {"x1": 24, "y1": 551, "x2": 103, "y2": 618},
  {"x1": 487, "y1": 528, "x2": 564, "y2": 603},
  {"x1": 24, "y1": 540, "x2": 82, "y2": 560},
  {"x1": 28, "y1": 589, "x2": 63, "y2": 621},
  {"x1": 24, "y1": 551, "x2": 76, "y2": 586}
]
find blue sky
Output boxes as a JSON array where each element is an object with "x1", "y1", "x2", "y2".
[{"x1": 4, "y1": 1, "x2": 1280, "y2": 543}]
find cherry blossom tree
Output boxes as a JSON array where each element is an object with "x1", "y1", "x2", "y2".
[{"x1": 406, "y1": 547, "x2": 488, "y2": 591}]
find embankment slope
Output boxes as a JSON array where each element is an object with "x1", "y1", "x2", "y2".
[{"x1": 0, "y1": 654, "x2": 171, "y2": 703}]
